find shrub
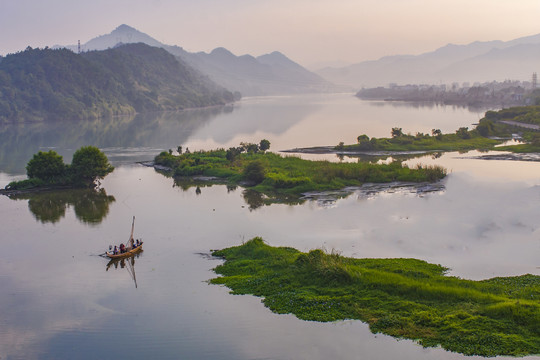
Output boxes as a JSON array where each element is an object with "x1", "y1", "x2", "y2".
[
  {"x1": 26, "y1": 150, "x2": 66, "y2": 181},
  {"x1": 243, "y1": 160, "x2": 266, "y2": 184}
]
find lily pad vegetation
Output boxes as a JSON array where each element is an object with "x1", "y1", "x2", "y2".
[
  {"x1": 5, "y1": 146, "x2": 114, "y2": 191},
  {"x1": 154, "y1": 139, "x2": 446, "y2": 198},
  {"x1": 211, "y1": 238, "x2": 540, "y2": 357}
]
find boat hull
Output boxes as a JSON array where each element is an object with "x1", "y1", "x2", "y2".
[{"x1": 106, "y1": 244, "x2": 143, "y2": 259}]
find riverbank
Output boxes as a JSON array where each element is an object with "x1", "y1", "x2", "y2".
[{"x1": 211, "y1": 238, "x2": 540, "y2": 357}]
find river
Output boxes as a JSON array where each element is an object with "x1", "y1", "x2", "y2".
[{"x1": 0, "y1": 94, "x2": 539, "y2": 360}]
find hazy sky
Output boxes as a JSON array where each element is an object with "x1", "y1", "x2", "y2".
[{"x1": 2, "y1": 0, "x2": 540, "y2": 68}]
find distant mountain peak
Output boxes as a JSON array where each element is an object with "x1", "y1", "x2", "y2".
[
  {"x1": 54, "y1": 25, "x2": 337, "y2": 96},
  {"x1": 114, "y1": 24, "x2": 137, "y2": 32},
  {"x1": 211, "y1": 47, "x2": 233, "y2": 55},
  {"x1": 80, "y1": 24, "x2": 163, "y2": 51},
  {"x1": 257, "y1": 51, "x2": 297, "y2": 67}
]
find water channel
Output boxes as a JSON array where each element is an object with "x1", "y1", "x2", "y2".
[{"x1": 0, "y1": 94, "x2": 539, "y2": 359}]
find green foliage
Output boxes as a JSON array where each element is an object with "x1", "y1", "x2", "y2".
[
  {"x1": 455, "y1": 127, "x2": 471, "y2": 139},
  {"x1": 226, "y1": 147, "x2": 242, "y2": 162},
  {"x1": 6, "y1": 178, "x2": 45, "y2": 190},
  {"x1": 26, "y1": 150, "x2": 66, "y2": 181},
  {"x1": 474, "y1": 105, "x2": 540, "y2": 152},
  {"x1": 391, "y1": 127, "x2": 403, "y2": 138},
  {"x1": 153, "y1": 142, "x2": 447, "y2": 200},
  {"x1": 6, "y1": 146, "x2": 114, "y2": 190},
  {"x1": 211, "y1": 239, "x2": 540, "y2": 357},
  {"x1": 475, "y1": 119, "x2": 494, "y2": 136},
  {"x1": 431, "y1": 128, "x2": 443, "y2": 140},
  {"x1": 342, "y1": 128, "x2": 500, "y2": 152},
  {"x1": 0, "y1": 44, "x2": 234, "y2": 122},
  {"x1": 259, "y1": 139, "x2": 271, "y2": 152},
  {"x1": 70, "y1": 146, "x2": 114, "y2": 187},
  {"x1": 357, "y1": 134, "x2": 370, "y2": 143},
  {"x1": 243, "y1": 160, "x2": 266, "y2": 184}
]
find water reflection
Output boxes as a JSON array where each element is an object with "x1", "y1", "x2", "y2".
[
  {"x1": 242, "y1": 189, "x2": 304, "y2": 210},
  {"x1": 9, "y1": 188, "x2": 115, "y2": 224},
  {"x1": 0, "y1": 95, "x2": 489, "y2": 177},
  {"x1": 365, "y1": 99, "x2": 494, "y2": 113},
  {"x1": 0, "y1": 107, "x2": 230, "y2": 173},
  {"x1": 106, "y1": 254, "x2": 141, "y2": 288}
]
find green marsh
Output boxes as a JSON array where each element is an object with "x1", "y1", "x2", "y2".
[
  {"x1": 211, "y1": 238, "x2": 540, "y2": 357},
  {"x1": 154, "y1": 146, "x2": 446, "y2": 197}
]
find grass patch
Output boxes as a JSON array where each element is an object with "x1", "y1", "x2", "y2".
[
  {"x1": 154, "y1": 147, "x2": 446, "y2": 199},
  {"x1": 343, "y1": 131, "x2": 501, "y2": 153},
  {"x1": 210, "y1": 238, "x2": 540, "y2": 357}
]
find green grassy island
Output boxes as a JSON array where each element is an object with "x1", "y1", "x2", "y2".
[
  {"x1": 334, "y1": 106, "x2": 540, "y2": 154},
  {"x1": 340, "y1": 128, "x2": 501, "y2": 153},
  {"x1": 154, "y1": 141, "x2": 446, "y2": 198},
  {"x1": 211, "y1": 238, "x2": 540, "y2": 357}
]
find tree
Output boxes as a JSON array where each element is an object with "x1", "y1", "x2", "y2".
[
  {"x1": 431, "y1": 128, "x2": 442, "y2": 140},
  {"x1": 475, "y1": 120, "x2": 494, "y2": 137},
  {"x1": 259, "y1": 139, "x2": 271, "y2": 152},
  {"x1": 26, "y1": 150, "x2": 66, "y2": 181},
  {"x1": 240, "y1": 142, "x2": 259, "y2": 153},
  {"x1": 226, "y1": 147, "x2": 242, "y2": 162},
  {"x1": 391, "y1": 127, "x2": 403, "y2": 138},
  {"x1": 70, "y1": 146, "x2": 114, "y2": 187},
  {"x1": 456, "y1": 127, "x2": 471, "y2": 139},
  {"x1": 177, "y1": 145, "x2": 183, "y2": 155},
  {"x1": 243, "y1": 160, "x2": 266, "y2": 184},
  {"x1": 357, "y1": 134, "x2": 370, "y2": 143},
  {"x1": 531, "y1": 133, "x2": 540, "y2": 146}
]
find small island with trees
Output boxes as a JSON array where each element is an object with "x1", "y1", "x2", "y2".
[
  {"x1": 2, "y1": 145, "x2": 114, "y2": 193},
  {"x1": 286, "y1": 105, "x2": 540, "y2": 156},
  {"x1": 152, "y1": 139, "x2": 446, "y2": 201}
]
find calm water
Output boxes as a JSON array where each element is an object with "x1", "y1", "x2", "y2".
[{"x1": 0, "y1": 94, "x2": 539, "y2": 360}]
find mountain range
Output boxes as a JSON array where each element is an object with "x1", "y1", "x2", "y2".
[
  {"x1": 316, "y1": 34, "x2": 540, "y2": 88},
  {"x1": 59, "y1": 24, "x2": 338, "y2": 96}
]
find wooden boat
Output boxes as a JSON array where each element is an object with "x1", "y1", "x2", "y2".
[
  {"x1": 106, "y1": 243, "x2": 143, "y2": 259},
  {"x1": 106, "y1": 216, "x2": 144, "y2": 259}
]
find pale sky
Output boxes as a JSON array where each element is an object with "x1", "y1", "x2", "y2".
[{"x1": 1, "y1": 0, "x2": 540, "y2": 68}]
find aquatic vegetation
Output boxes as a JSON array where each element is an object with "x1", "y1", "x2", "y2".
[
  {"x1": 342, "y1": 130, "x2": 501, "y2": 153},
  {"x1": 154, "y1": 144, "x2": 446, "y2": 198},
  {"x1": 210, "y1": 238, "x2": 540, "y2": 357}
]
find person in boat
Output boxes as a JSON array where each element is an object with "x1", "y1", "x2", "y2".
[
  {"x1": 128, "y1": 237, "x2": 134, "y2": 250},
  {"x1": 113, "y1": 245, "x2": 118, "y2": 255},
  {"x1": 135, "y1": 239, "x2": 140, "y2": 248},
  {"x1": 119, "y1": 243, "x2": 126, "y2": 253}
]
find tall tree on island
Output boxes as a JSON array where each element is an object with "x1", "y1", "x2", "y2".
[{"x1": 70, "y1": 146, "x2": 114, "y2": 188}]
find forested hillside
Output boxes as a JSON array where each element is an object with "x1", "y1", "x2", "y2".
[{"x1": 0, "y1": 43, "x2": 235, "y2": 122}]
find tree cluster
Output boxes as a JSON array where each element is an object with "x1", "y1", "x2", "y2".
[
  {"x1": 6, "y1": 146, "x2": 114, "y2": 190},
  {"x1": 226, "y1": 139, "x2": 271, "y2": 162}
]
